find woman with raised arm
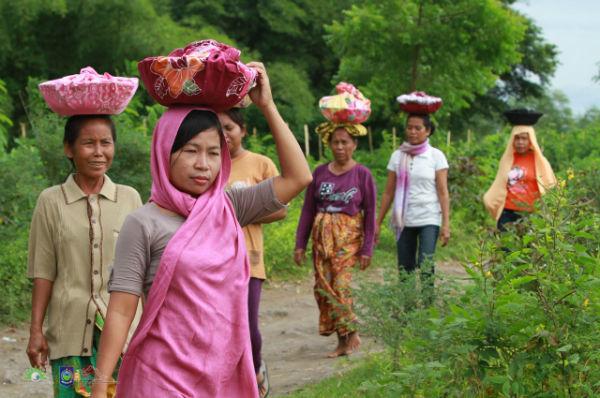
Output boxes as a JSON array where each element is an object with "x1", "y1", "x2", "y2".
[{"x1": 91, "y1": 60, "x2": 311, "y2": 398}]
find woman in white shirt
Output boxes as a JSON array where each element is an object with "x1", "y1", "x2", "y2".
[{"x1": 376, "y1": 114, "x2": 450, "y2": 299}]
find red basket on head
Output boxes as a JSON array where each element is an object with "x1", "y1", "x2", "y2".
[
  {"x1": 396, "y1": 91, "x2": 442, "y2": 114},
  {"x1": 138, "y1": 40, "x2": 257, "y2": 112}
]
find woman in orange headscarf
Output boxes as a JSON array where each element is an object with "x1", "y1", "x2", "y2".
[{"x1": 483, "y1": 109, "x2": 557, "y2": 231}]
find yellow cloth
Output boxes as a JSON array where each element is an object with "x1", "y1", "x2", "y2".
[
  {"x1": 483, "y1": 126, "x2": 557, "y2": 220},
  {"x1": 228, "y1": 151, "x2": 280, "y2": 279},
  {"x1": 315, "y1": 122, "x2": 367, "y2": 145}
]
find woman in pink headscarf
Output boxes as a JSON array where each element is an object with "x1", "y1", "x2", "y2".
[{"x1": 91, "y1": 62, "x2": 312, "y2": 398}]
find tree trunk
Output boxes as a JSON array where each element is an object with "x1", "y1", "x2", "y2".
[{"x1": 409, "y1": 1, "x2": 425, "y2": 91}]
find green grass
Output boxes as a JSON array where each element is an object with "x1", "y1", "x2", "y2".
[{"x1": 282, "y1": 354, "x2": 388, "y2": 398}]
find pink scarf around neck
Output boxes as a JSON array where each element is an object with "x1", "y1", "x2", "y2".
[
  {"x1": 116, "y1": 106, "x2": 257, "y2": 398},
  {"x1": 392, "y1": 139, "x2": 430, "y2": 238}
]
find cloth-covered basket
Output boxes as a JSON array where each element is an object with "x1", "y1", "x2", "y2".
[
  {"x1": 39, "y1": 67, "x2": 138, "y2": 116},
  {"x1": 319, "y1": 82, "x2": 371, "y2": 124},
  {"x1": 138, "y1": 40, "x2": 257, "y2": 111}
]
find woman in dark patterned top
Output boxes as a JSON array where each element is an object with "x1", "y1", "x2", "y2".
[{"x1": 294, "y1": 125, "x2": 377, "y2": 358}]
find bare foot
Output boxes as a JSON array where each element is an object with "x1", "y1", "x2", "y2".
[
  {"x1": 346, "y1": 332, "x2": 361, "y2": 353},
  {"x1": 326, "y1": 344, "x2": 349, "y2": 358},
  {"x1": 327, "y1": 335, "x2": 349, "y2": 358}
]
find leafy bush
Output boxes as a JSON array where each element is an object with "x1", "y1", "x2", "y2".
[
  {"x1": 0, "y1": 226, "x2": 31, "y2": 324},
  {"x1": 349, "y1": 178, "x2": 600, "y2": 397}
]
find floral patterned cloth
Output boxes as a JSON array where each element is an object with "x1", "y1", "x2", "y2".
[
  {"x1": 311, "y1": 212, "x2": 364, "y2": 336},
  {"x1": 50, "y1": 313, "x2": 118, "y2": 398},
  {"x1": 319, "y1": 82, "x2": 371, "y2": 124},
  {"x1": 138, "y1": 39, "x2": 257, "y2": 111}
]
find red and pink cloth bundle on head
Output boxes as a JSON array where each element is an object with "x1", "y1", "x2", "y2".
[{"x1": 138, "y1": 39, "x2": 257, "y2": 111}]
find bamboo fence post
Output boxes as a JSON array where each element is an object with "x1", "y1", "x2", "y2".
[
  {"x1": 367, "y1": 126, "x2": 373, "y2": 154},
  {"x1": 20, "y1": 122, "x2": 27, "y2": 138},
  {"x1": 446, "y1": 130, "x2": 452, "y2": 148},
  {"x1": 467, "y1": 129, "x2": 472, "y2": 147},
  {"x1": 392, "y1": 127, "x2": 397, "y2": 148},
  {"x1": 304, "y1": 124, "x2": 310, "y2": 157},
  {"x1": 317, "y1": 133, "x2": 323, "y2": 159},
  {"x1": 253, "y1": 127, "x2": 257, "y2": 137}
]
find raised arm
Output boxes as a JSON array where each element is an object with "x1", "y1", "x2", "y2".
[{"x1": 247, "y1": 62, "x2": 312, "y2": 204}]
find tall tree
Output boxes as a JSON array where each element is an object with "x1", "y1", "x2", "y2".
[
  {"x1": 325, "y1": 0, "x2": 526, "y2": 126},
  {"x1": 447, "y1": 13, "x2": 559, "y2": 133}
]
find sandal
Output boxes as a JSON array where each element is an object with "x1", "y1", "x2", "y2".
[{"x1": 257, "y1": 360, "x2": 270, "y2": 398}]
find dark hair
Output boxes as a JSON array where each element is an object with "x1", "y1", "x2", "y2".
[
  {"x1": 224, "y1": 108, "x2": 245, "y2": 129},
  {"x1": 63, "y1": 115, "x2": 116, "y2": 146},
  {"x1": 171, "y1": 110, "x2": 222, "y2": 154},
  {"x1": 407, "y1": 113, "x2": 436, "y2": 135}
]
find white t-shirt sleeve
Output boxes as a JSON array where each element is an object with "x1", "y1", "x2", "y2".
[
  {"x1": 387, "y1": 150, "x2": 401, "y2": 172},
  {"x1": 432, "y1": 148, "x2": 449, "y2": 170}
]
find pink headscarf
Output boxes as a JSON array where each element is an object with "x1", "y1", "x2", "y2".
[{"x1": 116, "y1": 106, "x2": 257, "y2": 397}]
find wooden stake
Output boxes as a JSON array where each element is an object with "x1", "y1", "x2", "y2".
[
  {"x1": 20, "y1": 122, "x2": 27, "y2": 138},
  {"x1": 467, "y1": 129, "x2": 472, "y2": 147},
  {"x1": 392, "y1": 127, "x2": 397, "y2": 148},
  {"x1": 317, "y1": 133, "x2": 323, "y2": 159},
  {"x1": 304, "y1": 124, "x2": 310, "y2": 157},
  {"x1": 253, "y1": 127, "x2": 257, "y2": 137},
  {"x1": 368, "y1": 126, "x2": 373, "y2": 154}
]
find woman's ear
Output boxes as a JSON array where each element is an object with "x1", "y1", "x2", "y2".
[{"x1": 64, "y1": 143, "x2": 73, "y2": 159}]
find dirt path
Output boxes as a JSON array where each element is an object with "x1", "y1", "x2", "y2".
[{"x1": 0, "y1": 263, "x2": 467, "y2": 397}]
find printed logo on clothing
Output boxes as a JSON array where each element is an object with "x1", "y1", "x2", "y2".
[
  {"x1": 319, "y1": 182, "x2": 335, "y2": 198},
  {"x1": 59, "y1": 366, "x2": 74, "y2": 387},
  {"x1": 508, "y1": 165, "x2": 527, "y2": 195}
]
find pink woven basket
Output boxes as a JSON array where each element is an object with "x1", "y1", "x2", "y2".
[{"x1": 39, "y1": 67, "x2": 138, "y2": 116}]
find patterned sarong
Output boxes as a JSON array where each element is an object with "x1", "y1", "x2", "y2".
[
  {"x1": 311, "y1": 212, "x2": 363, "y2": 336},
  {"x1": 50, "y1": 313, "x2": 118, "y2": 397}
]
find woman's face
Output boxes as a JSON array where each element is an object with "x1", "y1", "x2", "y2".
[
  {"x1": 63, "y1": 119, "x2": 115, "y2": 180},
  {"x1": 405, "y1": 116, "x2": 430, "y2": 145},
  {"x1": 329, "y1": 128, "x2": 357, "y2": 163},
  {"x1": 217, "y1": 112, "x2": 246, "y2": 155},
  {"x1": 513, "y1": 132, "x2": 531, "y2": 155},
  {"x1": 169, "y1": 128, "x2": 222, "y2": 196}
]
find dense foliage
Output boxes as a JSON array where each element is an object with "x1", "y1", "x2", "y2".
[{"x1": 0, "y1": 1, "x2": 598, "y2": 395}]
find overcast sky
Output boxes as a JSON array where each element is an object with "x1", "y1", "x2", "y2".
[{"x1": 513, "y1": 0, "x2": 600, "y2": 115}]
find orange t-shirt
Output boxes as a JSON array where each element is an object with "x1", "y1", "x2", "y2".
[
  {"x1": 505, "y1": 151, "x2": 540, "y2": 212},
  {"x1": 228, "y1": 151, "x2": 279, "y2": 279}
]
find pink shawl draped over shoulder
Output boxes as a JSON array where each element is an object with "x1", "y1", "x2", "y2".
[
  {"x1": 392, "y1": 140, "x2": 430, "y2": 238},
  {"x1": 116, "y1": 106, "x2": 257, "y2": 398}
]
